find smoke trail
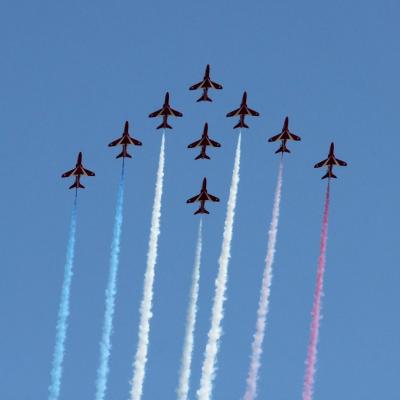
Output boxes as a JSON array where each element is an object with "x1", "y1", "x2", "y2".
[
  {"x1": 177, "y1": 220, "x2": 203, "y2": 400},
  {"x1": 302, "y1": 182, "x2": 331, "y2": 400},
  {"x1": 130, "y1": 134, "x2": 165, "y2": 400},
  {"x1": 48, "y1": 192, "x2": 78, "y2": 400},
  {"x1": 95, "y1": 161, "x2": 126, "y2": 400},
  {"x1": 243, "y1": 159, "x2": 284, "y2": 400},
  {"x1": 197, "y1": 133, "x2": 241, "y2": 400}
]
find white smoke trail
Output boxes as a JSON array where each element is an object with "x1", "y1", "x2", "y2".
[
  {"x1": 197, "y1": 134, "x2": 242, "y2": 400},
  {"x1": 130, "y1": 134, "x2": 165, "y2": 400},
  {"x1": 243, "y1": 159, "x2": 284, "y2": 400},
  {"x1": 95, "y1": 162, "x2": 125, "y2": 400},
  {"x1": 48, "y1": 193, "x2": 78, "y2": 400},
  {"x1": 177, "y1": 220, "x2": 203, "y2": 400}
]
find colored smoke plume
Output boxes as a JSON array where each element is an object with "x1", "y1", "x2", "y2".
[
  {"x1": 197, "y1": 133, "x2": 241, "y2": 400},
  {"x1": 95, "y1": 162, "x2": 126, "y2": 400},
  {"x1": 177, "y1": 220, "x2": 203, "y2": 400},
  {"x1": 303, "y1": 183, "x2": 331, "y2": 400},
  {"x1": 243, "y1": 159, "x2": 283, "y2": 400},
  {"x1": 48, "y1": 193, "x2": 78, "y2": 400},
  {"x1": 130, "y1": 134, "x2": 165, "y2": 400}
]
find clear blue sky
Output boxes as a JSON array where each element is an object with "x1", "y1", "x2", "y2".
[{"x1": 0, "y1": 0, "x2": 399, "y2": 399}]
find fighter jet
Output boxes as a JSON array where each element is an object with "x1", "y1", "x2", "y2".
[
  {"x1": 188, "y1": 123, "x2": 221, "y2": 160},
  {"x1": 189, "y1": 64, "x2": 223, "y2": 102},
  {"x1": 149, "y1": 92, "x2": 183, "y2": 129},
  {"x1": 226, "y1": 92, "x2": 259, "y2": 129},
  {"x1": 108, "y1": 121, "x2": 142, "y2": 158},
  {"x1": 61, "y1": 152, "x2": 95, "y2": 189},
  {"x1": 186, "y1": 178, "x2": 220, "y2": 215},
  {"x1": 268, "y1": 117, "x2": 301, "y2": 154},
  {"x1": 314, "y1": 142, "x2": 347, "y2": 179}
]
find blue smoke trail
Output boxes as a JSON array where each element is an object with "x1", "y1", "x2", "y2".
[
  {"x1": 48, "y1": 192, "x2": 78, "y2": 400},
  {"x1": 95, "y1": 161, "x2": 125, "y2": 400}
]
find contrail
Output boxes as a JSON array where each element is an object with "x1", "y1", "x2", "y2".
[
  {"x1": 48, "y1": 192, "x2": 78, "y2": 400},
  {"x1": 95, "y1": 161, "x2": 126, "y2": 400},
  {"x1": 130, "y1": 134, "x2": 165, "y2": 400},
  {"x1": 177, "y1": 220, "x2": 203, "y2": 400},
  {"x1": 243, "y1": 158, "x2": 284, "y2": 400},
  {"x1": 197, "y1": 133, "x2": 242, "y2": 400},
  {"x1": 302, "y1": 182, "x2": 331, "y2": 400}
]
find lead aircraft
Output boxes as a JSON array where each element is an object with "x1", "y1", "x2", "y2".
[{"x1": 189, "y1": 64, "x2": 223, "y2": 102}]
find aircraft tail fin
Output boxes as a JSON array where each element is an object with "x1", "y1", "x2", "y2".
[
  {"x1": 195, "y1": 153, "x2": 211, "y2": 160},
  {"x1": 69, "y1": 180, "x2": 85, "y2": 189},
  {"x1": 197, "y1": 92, "x2": 212, "y2": 102},
  {"x1": 116, "y1": 151, "x2": 132, "y2": 159},
  {"x1": 322, "y1": 171, "x2": 337, "y2": 180},
  {"x1": 194, "y1": 207, "x2": 209, "y2": 215},
  {"x1": 157, "y1": 121, "x2": 173, "y2": 130},
  {"x1": 234, "y1": 120, "x2": 249, "y2": 129},
  {"x1": 275, "y1": 145, "x2": 291, "y2": 154}
]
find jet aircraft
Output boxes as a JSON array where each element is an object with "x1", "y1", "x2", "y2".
[
  {"x1": 188, "y1": 123, "x2": 221, "y2": 160},
  {"x1": 314, "y1": 142, "x2": 347, "y2": 179},
  {"x1": 189, "y1": 64, "x2": 223, "y2": 102},
  {"x1": 268, "y1": 117, "x2": 301, "y2": 153},
  {"x1": 108, "y1": 121, "x2": 142, "y2": 158},
  {"x1": 149, "y1": 92, "x2": 183, "y2": 129},
  {"x1": 61, "y1": 152, "x2": 95, "y2": 189},
  {"x1": 186, "y1": 178, "x2": 220, "y2": 214},
  {"x1": 226, "y1": 91, "x2": 259, "y2": 129}
]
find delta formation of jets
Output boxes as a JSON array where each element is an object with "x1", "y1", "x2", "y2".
[{"x1": 61, "y1": 64, "x2": 347, "y2": 214}]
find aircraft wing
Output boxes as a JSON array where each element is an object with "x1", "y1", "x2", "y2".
[
  {"x1": 170, "y1": 108, "x2": 183, "y2": 117},
  {"x1": 207, "y1": 193, "x2": 220, "y2": 202},
  {"x1": 188, "y1": 139, "x2": 202, "y2": 148},
  {"x1": 61, "y1": 168, "x2": 76, "y2": 178},
  {"x1": 210, "y1": 80, "x2": 223, "y2": 90},
  {"x1": 149, "y1": 108, "x2": 163, "y2": 118},
  {"x1": 209, "y1": 139, "x2": 221, "y2": 147},
  {"x1": 108, "y1": 137, "x2": 123, "y2": 147},
  {"x1": 247, "y1": 107, "x2": 260, "y2": 116},
  {"x1": 288, "y1": 132, "x2": 301, "y2": 141},
  {"x1": 189, "y1": 81, "x2": 204, "y2": 90},
  {"x1": 226, "y1": 107, "x2": 240, "y2": 117},
  {"x1": 129, "y1": 137, "x2": 143, "y2": 146},
  {"x1": 187, "y1": 194, "x2": 201, "y2": 203},
  {"x1": 268, "y1": 133, "x2": 283, "y2": 142},
  {"x1": 314, "y1": 159, "x2": 328, "y2": 168},
  {"x1": 334, "y1": 159, "x2": 347, "y2": 166},
  {"x1": 82, "y1": 167, "x2": 95, "y2": 176}
]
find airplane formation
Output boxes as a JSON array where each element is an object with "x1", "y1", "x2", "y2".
[{"x1": 61, "y1": 64, "x2": 347, "y2": 213}]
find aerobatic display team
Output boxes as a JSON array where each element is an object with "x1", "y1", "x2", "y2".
[{"x1": 50, "y1": 64, "x2": 347, "y2": 400}]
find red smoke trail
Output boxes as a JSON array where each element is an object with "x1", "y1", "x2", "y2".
[{"x1": 302, "y1": 182, "x2": 330, "y2": 400}]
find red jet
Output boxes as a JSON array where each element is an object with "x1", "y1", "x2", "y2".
[
  {"x1": 226, "y1": 91, "x2": 259, "y2": 129},
  {"x1": 314, "y1": 142, "x2": 347, "y2": 179},
  {"x1": 188, "y1": 123, "x2": 221, "y2": 160},
  {"x1": 108, "y1": 121, "x2": 142, "y2": 158},
  {"x1": 189, "y1": 64, "x2": 223, "y2": 102},
  {"x1": 61, "y1": 152, "x2": 95, "y2": 189},
  {"x1": 186, "y1": 178, "x2": 220, "y2": 215},
  {"x1": 149, "y1": 92, "x2": 183, "y2": 129},
  {"x1": 268, "y1": 117, "x2": 301, "y2": 154}
]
